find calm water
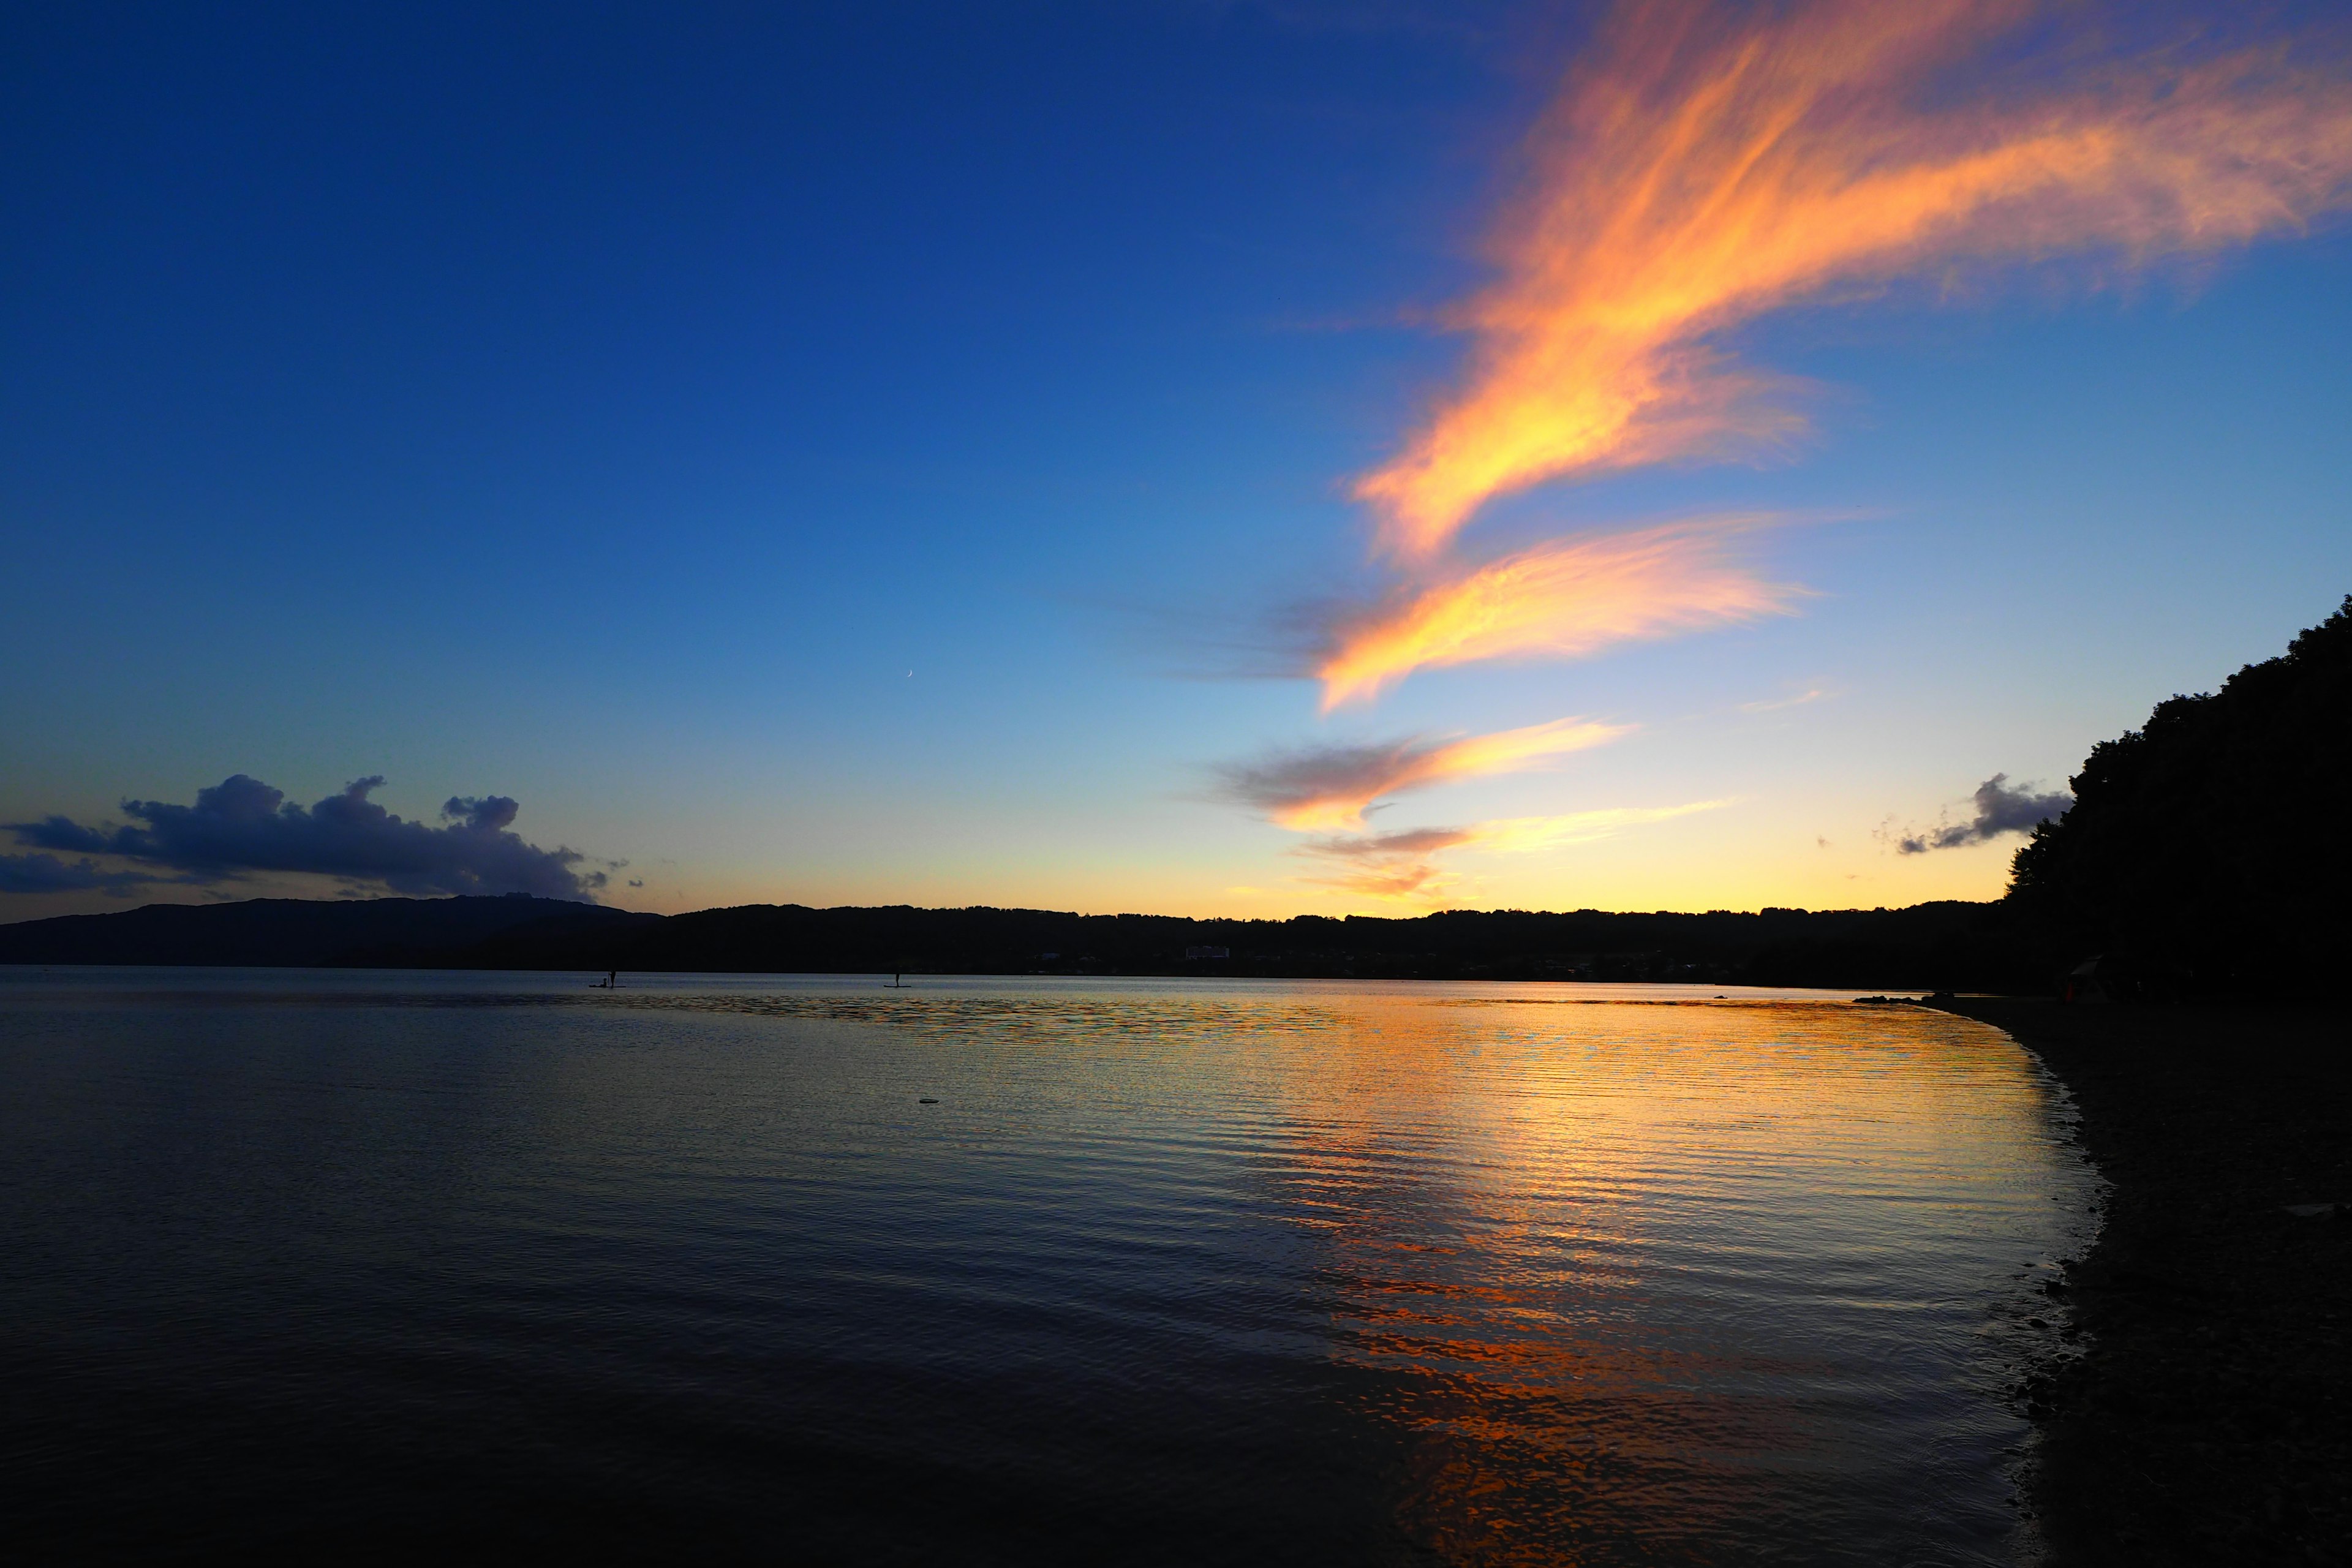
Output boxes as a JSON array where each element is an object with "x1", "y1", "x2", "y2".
[{"x1": 0, "y1": 970, "x2": 2094, "y2": 1564}]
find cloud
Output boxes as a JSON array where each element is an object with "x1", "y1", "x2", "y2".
[
  {"x1": 1295, "y1": 802, "x2": 1729, "y2": 901},
  {"x1": 1214, "y1": 715, "x2": 1629, "y2": 831},
  {"x1": 0, "y1": 853, "x2": 161, "y2": 897},
  {"x1": 1298, "y1": 856, "x2": 1461, "y2": 902},
  {"x1": 1352, "y1": 0, "x2": 2352, "y2": 562},
  {"x1": 1891, "y1": 772, "x2": 2071, "y2": 853},
  {"x1": 1300, "y1": 824, "x2": 1483, "y2": 859},
  {"x1": 1743, "y1": 686, "x2": 1830, "y2": 714},
  {"x1": 1314, "y1": 516, "x2": 1800, "y2": 707},
  {"x1": 442, "y1": 794, "x2": 519, "y2": 832},
  {"x1": 1460, "y1": 804, "x2": 1731, "y2": 851},
  {"x1": 6, "y1": 775, "x2": 605, "y2": 899}
]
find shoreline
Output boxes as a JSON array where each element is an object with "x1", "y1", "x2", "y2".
[{"x1": 1936, "y1": 998, "x2": 2350, "y2": 1564}]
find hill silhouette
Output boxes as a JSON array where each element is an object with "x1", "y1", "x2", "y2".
[
  {"x1": 0, "y1": 893, "x2": 2054, "y2": 990},
  {"x1": 0, "y1": 894, "x2": 651, "y2": 968}
]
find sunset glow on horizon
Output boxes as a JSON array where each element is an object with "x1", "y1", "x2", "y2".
[
  {"x1": 3, "y1": 0, "x2": 2348, "y2": 918},
  {"x1": 1294, "y1": 802, "x2": 1732, "y2": 901}
]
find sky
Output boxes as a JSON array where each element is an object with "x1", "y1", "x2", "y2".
[{"x1": 4, "y1": 0, "x2": 2350, "y2": 921}]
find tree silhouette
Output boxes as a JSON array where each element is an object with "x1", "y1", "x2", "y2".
[{"x1": 2008, "y1": 595, "x2": 2351, "y2": 992}]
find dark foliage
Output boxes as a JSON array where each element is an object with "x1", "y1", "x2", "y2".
[{"x1": 2007, "y1": 595, "x2": 2352, "y2": 993}]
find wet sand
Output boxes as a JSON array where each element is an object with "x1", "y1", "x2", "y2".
[{"x1": 1936, "y1": 998, "x2": 2351, "y2": 1565}]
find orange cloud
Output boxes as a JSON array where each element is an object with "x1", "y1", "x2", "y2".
[
  {"x1": 1317, "y1": 516, "x2": 1800, "y2": 707},
  {"x1": 1356, "y1": 0, "x2": 2352, "y2": 560},
  {"x1": 1217, "y1": 715, "x2": 1629, "y2": 832},
  {"x1": 1297, "y1": 801, "x2": 1732, "y2": 902}
]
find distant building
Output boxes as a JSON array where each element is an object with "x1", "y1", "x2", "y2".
[{"x1": 1185, "y1": 945, "x2": 1230, "y2": 960}]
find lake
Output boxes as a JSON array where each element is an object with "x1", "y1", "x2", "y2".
[{"x1": 0, "y1": 970, "x2": 2094, "y2": 1564}]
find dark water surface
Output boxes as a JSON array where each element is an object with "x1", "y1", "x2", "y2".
[{"x1": 0, "y1": 970, "x2": 2094, "y2": 1564}]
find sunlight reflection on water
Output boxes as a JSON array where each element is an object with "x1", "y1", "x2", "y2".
[{"x1": 0, "y1": 971, "x2": 2093, "y2": 1564}]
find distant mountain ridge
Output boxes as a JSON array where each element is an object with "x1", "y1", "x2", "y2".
[
  {"x1": 0, "y1": 894, "x2": 2051, "y2": 990},
  {"x1": 0, "y1": 894, "x2": 652, "y2": 968}
]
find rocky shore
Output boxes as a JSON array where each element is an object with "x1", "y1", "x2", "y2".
[{"x1": 1937, "y1": 998, "x2": 2350, "y2": 1565}]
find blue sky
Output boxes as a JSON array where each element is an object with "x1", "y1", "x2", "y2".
[{"x1": 5, "y1": 1, "x2": 2348, "y2": 918}]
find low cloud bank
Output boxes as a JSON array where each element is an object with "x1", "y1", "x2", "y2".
[
  {"x1": 1893, "y1": 773, "x2": 2071, "y2": 854},
  {"x1": 0, "y1": 852, "x2": 165, "y2": 897},
  {"x1": 6, "y1": 775, "x2": 603, "y2": 899}
]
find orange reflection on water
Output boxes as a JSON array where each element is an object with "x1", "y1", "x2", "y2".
[
  {"x1": 579, "y1": 981, "x2": 2086, "y2": 1562},
  {"x1": 1257, "y1": 995, "x2": 2076, "y2": 1564}
]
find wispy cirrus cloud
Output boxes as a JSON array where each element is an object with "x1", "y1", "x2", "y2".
[
  {"x1": 1205, "y1": 0, "x2": 2351, "y2": 902},
  {"x1": 1280, "y1": 0, "x2": 2352, "y2": 710},
  {"x1": 1213, "y1": 715, "x2": 1629, "y2": 831},
  {"x1": 1296, "y1": 802, "x2": 1731, "y2": 901},
  {"x1": 1314, "y1": 515, "x2": 1801, "y2": 707},
  {"x1": 1355, "y1": 0, "x2": 2352, "y2": 564},
  {"x1": 1740, "y1": 685, "x2": 1831, "y2": 714}
]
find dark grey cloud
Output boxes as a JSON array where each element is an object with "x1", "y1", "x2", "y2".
[
  {"x1": 0, "y1": 852, "x2": 159, "y2": 897},
  {"x1": 7, "y1": 775, "x2": 604, "y2": 899},
  {"x1": 1892, "y1": 773, "x2": 2072, "y2": 854},
  {"x1": 442, "y1": 794, "x2": 519, "y2": 832}
]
